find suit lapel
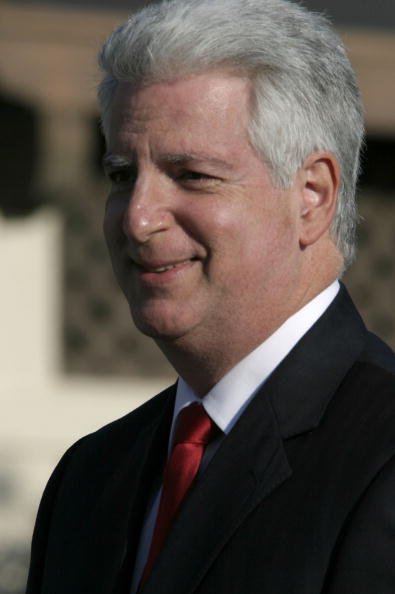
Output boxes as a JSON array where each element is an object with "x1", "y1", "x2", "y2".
[
  {"x1": 141, "y1": 387, "x2": 291, "y2": 594},
  {"x1": 117, "y1": 389, "x2": 176, "y2": 592},
  {"x1": 70, "y1": 388, "x2": 176, "y2": 594},
  {"x1": 267, "y1": 283, "x2": 367, "y2": 439}
]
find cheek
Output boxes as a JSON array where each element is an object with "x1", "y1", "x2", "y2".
[
  {"x1": 235, "y1": 204, "x2": 297, "y2": 270},
  {"x1": 174, "y1": 200, "x2": 235, "y2": 255}
]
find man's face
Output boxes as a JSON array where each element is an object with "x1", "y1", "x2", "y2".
[{"x1": 103, "y1": 73, "x2": 303, "y2": 352}]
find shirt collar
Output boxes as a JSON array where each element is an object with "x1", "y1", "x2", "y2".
[{"x1": 173, "y1": 280, "x2": 339, "y2": 438}]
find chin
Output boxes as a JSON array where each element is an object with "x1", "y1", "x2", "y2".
[{"x1": 129, "y1": 306, "x2": 192, "y2": 343}]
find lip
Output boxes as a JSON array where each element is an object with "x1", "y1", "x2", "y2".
[{"x1": 132, "y1": 257, "x2": 198, "y2": 286}]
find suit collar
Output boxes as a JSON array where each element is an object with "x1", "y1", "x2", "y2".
[
  {"x1": 175, "y1": 281, "x2": 340, "y2": 436},
  {"x1": 266, "y1": 283, "x2": 367, "y2": 439}
]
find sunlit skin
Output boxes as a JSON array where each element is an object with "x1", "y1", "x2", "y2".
[{"x1": 103, "y1": 73, "x2": 341, "y2": 395}]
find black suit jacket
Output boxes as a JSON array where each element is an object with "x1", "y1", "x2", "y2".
[{"x1": 26, "y1": 286, "x2": 395, "y2": 594}]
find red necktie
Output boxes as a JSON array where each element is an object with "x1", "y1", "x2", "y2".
[{"x1": 140, "y1": 402, "x2": 217, "y2": 587}]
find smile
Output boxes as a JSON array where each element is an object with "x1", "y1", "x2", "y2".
[
  {"x1": 134, "y1": 258, "x2": 198, "y2": 274},
  {"x1": 147, "y1": 262, "x2": 189, "y2": 273}
]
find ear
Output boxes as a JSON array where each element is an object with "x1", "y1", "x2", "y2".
[{"x1": 298, "y1": 152, "x2": 340, "y2": 248}]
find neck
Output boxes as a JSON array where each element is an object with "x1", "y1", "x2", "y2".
[
  {"x1": 157, "y1": 279, "x2": 339, "y2": 397},
  {"x1": 157, "y1": 334, "x2": 267, "y2": 397}
]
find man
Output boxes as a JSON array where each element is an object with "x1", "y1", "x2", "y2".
[{"x1": 27, "y1": 1, "x2": 395, "y2": 593}]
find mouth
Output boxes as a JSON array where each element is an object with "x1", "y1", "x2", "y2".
[
  {"x1": 140, "y1": 259, "x2": 195, "y2": 273},
  {"x1": 130, "y1": 257, "x2": 200, "y2": 278}
]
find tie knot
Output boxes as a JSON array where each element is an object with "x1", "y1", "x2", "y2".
[{"x1": 174, "y1": 402, "x2": 217, "y2": 446}]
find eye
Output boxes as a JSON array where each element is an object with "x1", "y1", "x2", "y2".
[
  {"x1": 176, "y1": 170, "x2": 216, "y2": 184},
  {"x1": 107, "y1": 168, "x2": 135, "y2": 186}
]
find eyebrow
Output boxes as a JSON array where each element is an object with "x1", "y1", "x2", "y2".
[
  {"x1": 102, "y1": 151, "x2": 234, "y2": 172},
  {"x1": 102, "y1": 154, "x2": 134, "y2": 170},
  {"x1": 159, "y1": 152, "x2": 234, "y2": 171}
]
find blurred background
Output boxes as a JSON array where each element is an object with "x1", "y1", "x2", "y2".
[{"x1": 0, "y1": 0, "x2": 394, "y2": 592}]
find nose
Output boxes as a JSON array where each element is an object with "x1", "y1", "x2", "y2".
[{"x1": 122, "y1": 176, "x2": 172, "y2": 244}]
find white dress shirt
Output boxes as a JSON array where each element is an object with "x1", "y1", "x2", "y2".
[{"x1": 130, "y1": 280, "x2": 339, "y2": 592}]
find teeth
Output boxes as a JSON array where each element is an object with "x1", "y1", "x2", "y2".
[
  {"x1": 135, "y1": 258, "x2": 193, "y2": 272},
  {"x1": 153, "y1": 264, "x2": 178, "y2": 272}
]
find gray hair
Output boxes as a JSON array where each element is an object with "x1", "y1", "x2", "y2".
[{"x1": 98, "y1": 0, "x2": 364, "y2": 268}]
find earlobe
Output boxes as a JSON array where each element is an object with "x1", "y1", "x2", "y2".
[{"x1": 299, "y1": 152, "x2": 340, "y2": 248}]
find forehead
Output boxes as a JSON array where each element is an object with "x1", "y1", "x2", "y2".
[{"x1": 107, "y1": 73, "x2": 253, "y2": 155}]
